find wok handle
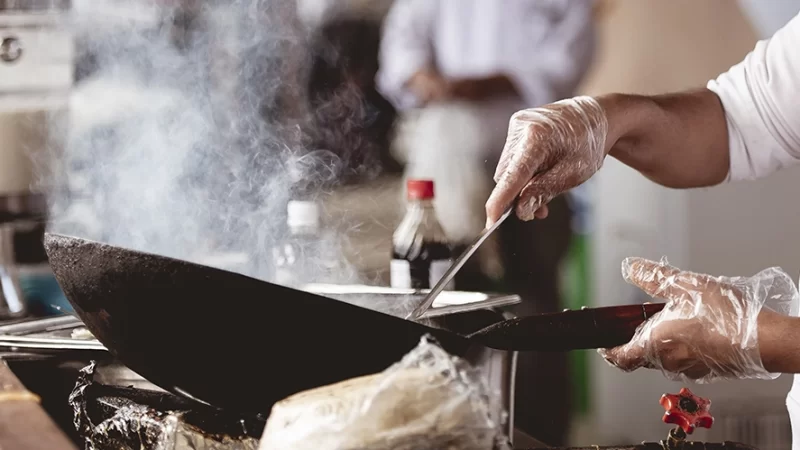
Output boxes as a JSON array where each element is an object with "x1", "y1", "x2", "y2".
[{"x1": 469, "y1": 303, "x2": 666, "y2": 351}]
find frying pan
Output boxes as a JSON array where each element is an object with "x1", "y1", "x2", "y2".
[{"x1": 44, "y1": 233, "x2": 664, "y2": 415}]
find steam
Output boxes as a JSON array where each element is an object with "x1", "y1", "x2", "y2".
[{"x1": 40, "y1": 0, "x2": 379, "y2": 286}]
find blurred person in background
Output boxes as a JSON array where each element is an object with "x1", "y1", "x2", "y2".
[
  {"x1": 300, "y1": 4, "x2": 401, "y2": 185},
  {"x1": 486, "y1": 11, "x2": 800, "y2": 449},
  {"x1": 377, "y1": 0, "x2": 597, "y2": 444}
]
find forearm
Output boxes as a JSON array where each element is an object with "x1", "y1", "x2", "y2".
[
  {"x1": 375, "y1": 0, "x2": 436, "y2": 110},
  {"x1": 598, "y1": 89, "x2": 731, "y2": 188},
  {"x1": 759, "y1": 310, "x2": 800, "y2": 374}
]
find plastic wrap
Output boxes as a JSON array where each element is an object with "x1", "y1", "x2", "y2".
[
  {"x1": 259, "y1": 336, "x2": 508, "y2": 450},
  {"x1": 70, "y1": 361, "x2": 263, "y2": 450}
]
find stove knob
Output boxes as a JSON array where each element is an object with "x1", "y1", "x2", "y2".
[
  {"x1": 659, "y1": 388, "x2": 713, "y2": 434},
  {"x1": 0, "y1": 37, "x2": 22, "y2": 63}
]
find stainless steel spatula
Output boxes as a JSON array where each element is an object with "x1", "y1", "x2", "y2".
[{"x1": 407, "y1": 206, "x2": 514, "y2": 320}]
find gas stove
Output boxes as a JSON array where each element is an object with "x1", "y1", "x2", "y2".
[
  {"x1": 72, "y1": 362, "x2": 262, "y2": 450},
  {"x1": 0, "y1": 316, "x2": 764, "y2": 450}
]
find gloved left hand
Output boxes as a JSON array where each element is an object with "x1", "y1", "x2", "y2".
[{"x1": 600, "y1": 257, "x2": 799, "y2": 383}]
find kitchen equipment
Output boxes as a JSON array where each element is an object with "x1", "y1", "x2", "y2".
[
  {"x1": 0, "y1": 196, "x2": 48, "y2": 318},
  {"x1": 43, "y1": 233, "x2": 660, "y2": 419},
  {"x1": 71, "y1": 361, "x2": 262, "y2": 450},
  {"x1": 0, "y1": 0, "x2": 72, "y2": 113},
  {"x1": 659, "y1": 388, "x2": 714, "y2": 442},
  {"x1": 70, "y1": 366, "x2": 761, "y2": 450},
  {"x1": 0, "y1": 298, "x2": 519, "y2": 440},
  {"x1": 526, "y1": 389, "x2": 757, "y2": 450},
  {"x1": 408, "y1": 206, "x2": 513, "y2": 320},
  {"x1": 469, "y1": 302, "x2": 665, "y2": 351},
  {"x1": 302, "y1": 283, "x2": 521, "y2": 319},
  {"x1": 0, "y1": 314, "x2": 106, "y2": 362},
  {"x1": 0, "y1": 0, "x2": 73, "y2": 318}
]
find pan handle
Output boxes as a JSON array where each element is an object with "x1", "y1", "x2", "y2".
[{"x1": 468, "y1": 303, "x2": 666, "y2": 351}]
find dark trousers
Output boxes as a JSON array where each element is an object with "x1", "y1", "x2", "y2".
[
  {"x1": 453, "y1": 194, "x2": 573, "y2": 445},
  {"x1": 500, "y1": 195, "x2": 573, "y2": 446}
]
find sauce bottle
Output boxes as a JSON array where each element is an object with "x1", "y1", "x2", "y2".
[{"x1": 391, "y1": 179, "x2": 454, "y2": 290}]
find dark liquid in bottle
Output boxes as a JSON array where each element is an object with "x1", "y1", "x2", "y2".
[{"x1": 391, "y1": 241, "x2": 452, "y2": 289}]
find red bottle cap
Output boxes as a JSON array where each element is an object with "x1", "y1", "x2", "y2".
[{"x1": 407, "y1": 179, "x2": 435, "y2": 200}]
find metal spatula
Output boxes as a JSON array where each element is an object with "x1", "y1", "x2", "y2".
[{"x1": 407, "y1": 206, "x2": 514, "y2": 320}]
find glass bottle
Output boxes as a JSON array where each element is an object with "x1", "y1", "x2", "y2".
[
  {"x1": 272, "y1": 199, "x2": 336, "y2": 287},
  {"x1": 391, "y1": 179, "x2": 454, "y2": 290}
]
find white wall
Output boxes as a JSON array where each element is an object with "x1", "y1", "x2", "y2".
[{"x1": 575, "y1": 0, "x2": 800, "y2": 444}]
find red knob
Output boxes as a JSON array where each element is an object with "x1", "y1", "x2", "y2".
[{"x1": 659, "y1": 388, "x2": 714, "y2": 434}]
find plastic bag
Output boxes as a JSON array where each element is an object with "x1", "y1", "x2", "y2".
[{"x1": 259, "y1": 336, "x2": 508, "y2": 450}]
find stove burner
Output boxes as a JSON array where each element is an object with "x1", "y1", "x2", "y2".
[{"x1": 0, "y1": 37, "x2": 21, "y2": 63}]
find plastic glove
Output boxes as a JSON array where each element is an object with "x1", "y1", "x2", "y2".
[
  {"x1": 485, "y1": 96, "x2": 607, "y2": 225},
  {"x1": 600, "y1": 257, "x2": 799, "y2": 383}
]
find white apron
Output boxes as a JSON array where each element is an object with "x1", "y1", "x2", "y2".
[
  {"x1": 789, "y1": 373, "x2": 800, "y2": 450},
  {"x1": 788, "y1": 275, "x2": 800, "y2": 450}
]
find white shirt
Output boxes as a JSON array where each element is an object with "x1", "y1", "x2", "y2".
[
  {"x1": 376, "y1": 0, "x2": 596, "y2": 111},
  {"x1": 706, "y1": 11, "x2": 800, "y2": 450},
  {"x1": 707, "y1": 12, "x2": 800, "y2": 182}
]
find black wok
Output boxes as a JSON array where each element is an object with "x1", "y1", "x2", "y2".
[{"x1": 44, "y1": 233, "x2": 661, "y2": 415}]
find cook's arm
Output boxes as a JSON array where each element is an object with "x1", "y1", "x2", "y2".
[
  {"x1": 600, "y1": 12, "x2": 800, "y2": 188},
  {"x1": 759, "y1": 311, "x2": 800, "y2": 374},
  {"x1": 375, "y1": 0, "x2": 437, "y2": 110}
]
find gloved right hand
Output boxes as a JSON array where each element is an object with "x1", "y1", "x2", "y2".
[{"x1": 485, "y1": 96, "x2": 608, "y2": 225}]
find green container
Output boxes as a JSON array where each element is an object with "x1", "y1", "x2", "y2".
[{"x1": 561, "y1": 232, "x2": 592, "y2": 416}]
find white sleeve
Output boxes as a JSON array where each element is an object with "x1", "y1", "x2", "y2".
[
  {"x1": 505, "y1": 0, "x2": 596, "y2": 106},
  {"x1": 375, "y1": 0, "x2": 437, "y2": 110},
  {"x1": 707, "y1": 12, "x2": 800, "y2": 182}
]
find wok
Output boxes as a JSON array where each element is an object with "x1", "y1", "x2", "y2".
[{"x1": 44, "y1": 233, "x2": 663, "y2": 415}]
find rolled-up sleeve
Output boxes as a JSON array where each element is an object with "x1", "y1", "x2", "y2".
[
  {"x1": 505, "y1": 0, "x2": 596, "y2": 106},
  {"x1": 707, "y1": 12, "x2": 800, "y2": 182},
  {"x1": 375, "y1": 0, "x2": 437, "y2": 110}
]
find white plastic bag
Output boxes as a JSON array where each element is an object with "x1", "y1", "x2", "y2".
[{"x1": 259, "y1": 336, "x2": 507, "y2": 450}]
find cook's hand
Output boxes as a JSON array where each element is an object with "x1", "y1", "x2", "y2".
[
  {"x1": 408, "y1": 70, "x2": 450, "y2": 104},
  {"x1": 600, "y1": 257, "x2": 799, "y2": 383},
  {"x1": 485, "y1": 96, "x2": 608, "y2": 225}
]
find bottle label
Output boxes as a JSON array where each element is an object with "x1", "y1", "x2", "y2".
[
  {"x1": 390, "y1": 259, "x2": 412, "y2": 288},
  {"x1": 390, "y1": 259, "x2": 454, "y2": 290}
]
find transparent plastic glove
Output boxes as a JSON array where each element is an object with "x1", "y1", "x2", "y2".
[
  {"x1": 485, "y1": 96, "x2": 608, "y2": 225},
  {"x1": 600, "y1": 257, "x2": 800, "y2": 383}
]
